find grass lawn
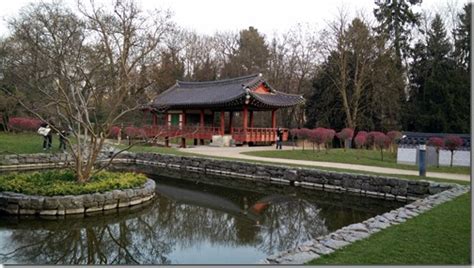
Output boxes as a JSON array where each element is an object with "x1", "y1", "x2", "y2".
[
  {"x1": 115, "y1": 144, "x2": 200, "y2": 157},
  {"x1": 0, "y1": 132, "x2": 64, "y2": 154},
  {"x1": 308, "y1": 193, "x2": 471, "y2": 265},
  {"x1": 243, "y1": 148, "x2": 470, "y2": 175}
]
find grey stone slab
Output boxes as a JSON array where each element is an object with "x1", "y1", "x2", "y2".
[
  {"x1": 279, "y1": 251, "x2": 319, "y2": 264},
  {"x1": 320, "y1": 239, "x2": 350, "y2": 250}
]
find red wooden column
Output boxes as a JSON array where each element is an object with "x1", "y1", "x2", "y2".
[
  {"x1": 271, "y1": 109, "x2": 277, "y2": 129},
  {"x1": 249, "y1": 111, "x2": 254, "y2": 127},
  {"x1": 181, "y1": 110, "x2": 187, "y2": 148},
  {"x1": 229, "y1": 111, "x2": 234, "y2": 134},
  {"x1": 152, "y1": 112, "x2": 157, "y2": 127},
  {"x1": 199, "y1": 109, "x2": 205, "y2": 145},
  {"x1": 164, "y1": 112, "x2": 169, "y2": 147},
  {"x1": 220, "y1": 111, "x2": 225, "y2": 135},
  {"x1": 243, "y1": 105, "x2": 248, "y2": 144}
]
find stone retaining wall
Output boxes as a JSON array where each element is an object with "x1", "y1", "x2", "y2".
[
  {"x1": 0, "y1": 179, "x2": 156, "y2": 217},
  {"x1": 112, "y1": 152, "x2": 453, "y2": 201}
]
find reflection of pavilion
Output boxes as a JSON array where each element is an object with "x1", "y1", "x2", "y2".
[
  {"x1": 143, "y1": 74, "x2": 304, "y2": 147},
  {"x1": 155, "y1": 183, "x2": 295, "y2": 222}
]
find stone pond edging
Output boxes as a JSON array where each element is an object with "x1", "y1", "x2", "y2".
[
  {"x1": 258, "y1": 184, "x2": 470, "y2": 264},
  {"x1": 0, "y1": 179, "x2": 156, "y2": 216},
  {"x1": 110, "y1": 152, "x2": 454, "y2": 201},
  {"x1": 0, "y1": 152, "x2": 455, "y2": 201}
]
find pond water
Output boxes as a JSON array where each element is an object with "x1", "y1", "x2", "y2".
[{"x1": 0, "y1": 169, "x2": 404, "y2": 264}]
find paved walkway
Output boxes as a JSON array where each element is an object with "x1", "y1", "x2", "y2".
[{"x1": 180, "y1": 146, "x2": 471, "y2": 182}]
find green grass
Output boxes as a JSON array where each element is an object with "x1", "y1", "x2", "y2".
[
  {"x1": 0, "y1": 170, "x2": 147, "y2": 196},
  {"x1": 115, "y1": 144, "x2": 199, "y2": 156},
  {"x1": 0, "y1": 132, "x2": 65, "y2": 154},
  {"x1": 308, "y1": 193, "x2": 471, "y2": 265},
  {"x1": 243, "y1": 148, "x2": 470, "y2": 175}
]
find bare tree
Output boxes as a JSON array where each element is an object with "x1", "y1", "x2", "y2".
[{"x1": 2, "y1": 0, "x2": 174, "y2": 182}]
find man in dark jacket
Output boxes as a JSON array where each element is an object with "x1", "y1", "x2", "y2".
[{"x1": 276, "y1": 127, "x2": 283, "y2": 150}]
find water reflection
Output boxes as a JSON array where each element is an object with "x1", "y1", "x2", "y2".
[{"x1": 0, "y1": 171, "x2": 403, "y2": 264}]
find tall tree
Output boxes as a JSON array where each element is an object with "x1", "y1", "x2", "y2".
[
  {"x1": 405, "y1": 14, "x2": 469, "y2": 133},
  {"x1": 454, "y1": 3, "x2": 471, "y2": 70},
  {"x1": 221, "y1": 26, "x2": 269, "y2": 77},
  {"x1": 374, "y1": 0, "x2": 422, "y2": 69}
]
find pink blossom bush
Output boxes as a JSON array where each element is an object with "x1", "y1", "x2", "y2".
[
  {"x1": 8, "y1": 117, "x2": 42, "y2": 132},
  {"x1": 428, "y1": 137, "x2": 444, "y2": 167},
  {"x1": 444, "y1": 135, "x2": 463, "y2": 167}
]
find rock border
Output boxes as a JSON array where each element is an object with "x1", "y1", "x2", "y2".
[
  {"x1": 259, "y1": 184, "x2": 470, "y2": 264},
  {"x1": 0, "y1": 179, "x2": 156, "y2": 216}
]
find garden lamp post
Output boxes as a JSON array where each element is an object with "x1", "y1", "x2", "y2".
[{"x1": 419, "y1": 143, "x2": 426, "y2": 177}]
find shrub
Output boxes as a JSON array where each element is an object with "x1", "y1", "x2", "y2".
[
  {"x1": 109, "y1": 126, "x2": 121, "y2": 139},
  {"x1": 124, "y1": 126, "x2": 146, "y2": 139},
  {"x1": 372, "y1": 131, "x2": 390, "y2": 161},
  {"x1": 324, "y1": 128, "x2": 336, "y2": 153},
  {"x1": 428, "y1": 137, "x2": 444, "y2": 168},
  {"x1": 336, "y1": 128, "x2": 354, "y2": 151},
  {"x1": 8, "y1": 117, "x2": 43, "y2": 132},
  {"x1": 387, "y1": 130, "x2": 402, "y2": 152},
  {"x1": 354, "y1": 131, "x2": 368, "y2": 149},
  {"x1": 297, "y1": 128, "x2": 311, "y2": 151},
  {"x1": 289, "y1": 129, "x2": 300, "y2": 149},
  {"x1": 0, "y1": 170, "x2": 147, "y2": 196},
  {"x1": 444, "y1": 135, "x2": 464, "y2": 167}
]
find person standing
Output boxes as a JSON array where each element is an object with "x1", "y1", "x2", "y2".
[
  {"x1": 38, "y1": 123, "x2": 52, "y2": 150},
  {"x1": 58, "y1": 128, "x2": 69, "y2": 152},
  {"x1": 276, "y1": 127, "x2": 283, "y2": 150}
]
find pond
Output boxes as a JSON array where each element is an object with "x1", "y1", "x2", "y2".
[{"x1": 0, "y1": 168, "x2": 404, "y2": 264}]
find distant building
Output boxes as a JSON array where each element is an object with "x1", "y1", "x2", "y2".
[{"x1": 397, "y1": 132, "x2": 470, "y2": 167}]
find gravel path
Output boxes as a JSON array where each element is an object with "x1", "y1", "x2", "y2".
[{"x1": 179, "y1": 146, "x2": 470, "y2": 182}]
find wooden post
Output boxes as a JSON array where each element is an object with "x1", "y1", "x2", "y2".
[
  {"x1": 249, "y1": 111, "x2": 254, "y2": 128},
  {"x1": 200, "y1": 109, "x2": 205, "y2": 127},
  {"x1": 243, "y1": 105, "x2": 248, "y2": 144},
  {"x1": 229, "y1": 111, "x2": 234, "y2": 134},
  {"x1": 200, "y1": 109, "x2": 205, "y2": 145},
  {"x1": 271, "y1": 109, "x2": 277, "y2": 129},
  {"x1": 220, "y1": 111, "x2": 225, "y2": 135},
  {"x1": 211, "y1": 111, "x2": 215, "y2": 127},
  {"x1": 152, "y1": 113, "x2": 157, "y2": 127},
  {"x1": 181, "y1": 110, "x2": 186, "y2": 148}
]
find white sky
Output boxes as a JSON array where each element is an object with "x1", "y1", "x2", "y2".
[{"x1": 0, "y1": 0, "x2": 468, "y2": 38}]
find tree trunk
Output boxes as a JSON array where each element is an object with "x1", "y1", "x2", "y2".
[
  {"x1": 450, "y1": 150, "x2": 454, "y2": 167},
  {"x1": 380, "y1": 148, "x2": 384, "y2": 161}
]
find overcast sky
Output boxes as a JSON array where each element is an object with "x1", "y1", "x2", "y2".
[{"x1": 0, "y1": 0, "x2": 467, "y2": 38}]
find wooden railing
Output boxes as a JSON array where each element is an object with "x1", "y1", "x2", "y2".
[
  {"x1": 142, "y1": 125, "x2": 220, "y2": 140},
  {"x1": 231, "y1": 127, "x2": 288, "y2": 143},
  {"x1": 137, "y1": 125, "x2": 288, "y2": 144}
]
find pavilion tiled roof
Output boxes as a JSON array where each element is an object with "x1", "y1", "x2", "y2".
[{"x1": 151, "y1": 73, "x2": 304, "y2": 110}]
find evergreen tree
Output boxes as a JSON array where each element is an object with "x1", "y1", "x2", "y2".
[
  {"x1": 405, "y1": 14, "x2": 469, "y2": 133},
  {"x1": 221, "y1": 27, "x2": 269, "y2": 77},
  {"x1": 454, "y1": 3, "x2": 471, "y2": 70},
  {"x1": 374, "y1": 0, "x2": 422, "y2": 69}
]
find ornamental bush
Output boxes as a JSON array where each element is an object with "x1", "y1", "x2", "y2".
[
  {"x1": 336, "y1": 128, "x2": 354, "y2": 151},
  {"x1": 109, "y1": 126, "x2": 121, "y2": 139},
  {"x1": 8, "y1": 117, "x2": 43, "y2": 132},
  {"x1": 444, "y1": 135, "x2": 464, "y2": 167},
  {"x1": 372, "y1": 131, "x2": 390, "y2": 161},
  {"x1": 0, "y1": 170, "x2": 147, "y2": 196},
  {"x1": 354, "y1": 131, "x2": 368, "y2": 149},
  {"x1": 428, "y1": 137, "x2": 444, "y2": 168}
]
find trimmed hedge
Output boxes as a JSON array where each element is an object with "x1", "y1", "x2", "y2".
[{"x1": 0, "y1": 170, "x2": 147, "y2": 196}]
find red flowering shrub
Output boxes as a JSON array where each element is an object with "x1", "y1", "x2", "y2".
[
  {"x1": 8, "y1": 117, "x2": 43, "y2": 132},
  {"x1": 336, "y1": 128, "x2": 354, "y2": 151},
  {"x1": 444, "y1": 135, "x2": 464, "y2": 167},
  {"x1": 296, "y1": 128, "x2": 311, "y2": 150},
  {"x1": 108, "y1": 126, "x2": 121, "y2": 139},
  {"x1": 428, "y1": 137, "x2": 444, "y2": 168},
  {"x1": 386, "y1": 130, "x2": 402, "y2": 152},
  {"x1": 371, "y1": 131, "x2": 390, "y2": 161},
  {"x1": 124, "y1": 126, "x2": 146, "y2": 139},
  {"x1": 354, "y1": 131, "x2": 368, "y2": 149}
]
